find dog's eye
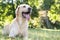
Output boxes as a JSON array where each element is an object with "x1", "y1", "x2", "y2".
[{"x1": 23, "y1": 6, "x2": 26, "y2": 8}]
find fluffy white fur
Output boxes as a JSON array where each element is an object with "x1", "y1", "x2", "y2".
[{"x1": 2, "y1": 4, "x2": 32, "y2": 40}]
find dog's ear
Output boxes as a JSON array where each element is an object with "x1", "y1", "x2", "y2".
[{"x1": 15, "y1": 6, "x2": 20, "y2": 17}]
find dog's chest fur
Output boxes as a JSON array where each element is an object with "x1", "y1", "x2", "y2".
[
  {"x1": 8, "y1": 18, "x2": 28, "y2": 35},
  {"x1": 16, "y1": 18, "x2": 28, "y2": 34}
]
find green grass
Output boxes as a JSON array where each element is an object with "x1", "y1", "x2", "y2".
[
  {"x1": 29, "y1": 28, "x2": 60, "y2": 40},
  {"x1": 0, "y1": 28, "x2": 60, "y2": 40}
]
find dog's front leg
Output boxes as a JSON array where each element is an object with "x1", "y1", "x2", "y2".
[
  {"x1": 9, "y1": 27, "x2": 19, "y2": 38},
  {"x1": 23, "y1": 36, "x2": 28, "y2": 40},
  {"x1": 23, "y1": 35, "x2": 28, "y2": 40},
  {"x1": 23, "y1": 31, "x2": 28, "y2": 40}
]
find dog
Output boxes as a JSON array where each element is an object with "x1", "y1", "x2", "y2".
[{"x1": 2, "y1": 4, "x2": 32, "y2": 40}]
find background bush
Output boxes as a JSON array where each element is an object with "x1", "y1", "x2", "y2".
[{"x1": 0, "y1": 0, "x2": 60, "y2": 29}]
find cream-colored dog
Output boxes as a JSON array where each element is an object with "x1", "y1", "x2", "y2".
[{"x1": 2, "y1": 4, "x2": 32, "y2": 40}]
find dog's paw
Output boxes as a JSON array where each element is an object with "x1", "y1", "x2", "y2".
[
  {"x1": 9, "y1": 32, "x2": 16, "y2": 38},
  {"x1": 9, "y1": 34, "x2": 15, "y2": 38}
]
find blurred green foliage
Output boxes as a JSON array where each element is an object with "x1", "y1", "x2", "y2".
[
  {"x1": 0, "y1": 0, "x2": 60, "y2": 29},
  {"x1": 0, "y1": 2, "x2": 14, "y2": 27},
  {"x1": 48, "y1": 0, "x2": 60, "y2": 29}
]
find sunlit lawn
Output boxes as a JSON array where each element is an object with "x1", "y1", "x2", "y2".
[{"x1": 0, "y1": 27, "x2": 60, "y2": 40}]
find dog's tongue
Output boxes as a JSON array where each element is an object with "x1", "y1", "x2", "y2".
[
  {"x1": 23, "y1": 14, "x2": 30, "y2": 20},
  {"x1": 26, "y1": 14, "x2": 30, "y2": 20}
]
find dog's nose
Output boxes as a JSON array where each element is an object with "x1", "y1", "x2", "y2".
[{"x1": 28, "y1": 8, "x2": 31, "y2": 11}]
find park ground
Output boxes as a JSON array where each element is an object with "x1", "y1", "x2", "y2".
[{"x1": 0, "y1": 27, "x2": 60, "y2": 40}]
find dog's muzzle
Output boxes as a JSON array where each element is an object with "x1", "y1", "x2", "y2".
[
  {"x1": 22, "y1": 12, "x2": 30, "y2": 20},
  {"x1": 22, "y1": 8, "x2": 31, "y2": 20}
]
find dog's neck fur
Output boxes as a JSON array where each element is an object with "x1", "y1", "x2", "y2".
[
  {"x1": 16, "y1": 15, "x2": 28, "y2": 26},
  {"x1": 15, "y1": 12, "x2": 28, "y2": 28}
]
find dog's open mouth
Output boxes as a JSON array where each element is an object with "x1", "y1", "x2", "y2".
[{"x1": 22, "y1": 12, "x2": 30, "y2": 20}]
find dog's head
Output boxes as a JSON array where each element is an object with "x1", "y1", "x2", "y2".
[{"x1": 15, "y1": 4, "x2": 32, "y2": 20}]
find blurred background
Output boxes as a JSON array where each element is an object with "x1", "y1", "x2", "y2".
[{"x1": 0, "y1": 0, "x2": 60, "y2": 40}]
